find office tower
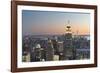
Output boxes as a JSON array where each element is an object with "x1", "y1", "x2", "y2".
[
  {"x1": 63, "y1": 21, "x2": 73, "y2": 60},
  {"x1": 52, "y1": 36, "x2": 58, "y2": 55},
  {"x1": 33, "y1": 43, "x2": 46, "y2": 61},
  {"x1": 45, "y1": 39, "x2": 54, "y2": 61},
  {"x1": 57, "y1": 41, "x2": 64, "y2": 60}
]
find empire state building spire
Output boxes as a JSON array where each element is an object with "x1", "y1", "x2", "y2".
[{"x1": 66, "y1": 20, "x2": 71, "y2": 32}]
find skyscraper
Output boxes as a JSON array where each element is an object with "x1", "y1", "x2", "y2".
[
  {"x1": 63, "y1": 21, "x2": 73, "y2": 60},
  {"x1": 45, "y1": 39, "x2": 54, "y2": 61}
]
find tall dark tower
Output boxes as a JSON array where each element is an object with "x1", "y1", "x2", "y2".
[
  {"x1": 45, "y1": 39, "x2": 54, "y2": 61},
  {"x1": 63, "y1": 20, "x2": 73, "y2": 60}
]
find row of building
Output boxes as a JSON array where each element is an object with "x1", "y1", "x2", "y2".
[{"x1": 22, "y1": 24, "x2": 90, "y2": 62}]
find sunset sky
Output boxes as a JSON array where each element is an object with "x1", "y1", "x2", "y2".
[{"x1": 22, "y1": 10, "x2": 90, "y2": 35}]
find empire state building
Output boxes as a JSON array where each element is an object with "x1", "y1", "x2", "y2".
[{"x1": 63, "y1": 20, "x2": 74, "y2": 60}]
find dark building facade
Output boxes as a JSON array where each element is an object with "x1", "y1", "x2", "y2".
[{"x1": 45, "y1": 39, "x2": 54, "y2": 61}]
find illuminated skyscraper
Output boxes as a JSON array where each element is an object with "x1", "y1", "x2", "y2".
[{"x1": 63, "y1": 20, "x2": 73, "y2": 60}]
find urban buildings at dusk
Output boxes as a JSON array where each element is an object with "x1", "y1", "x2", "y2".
[{"x1": 22, "y1": 10, "x2": 90, "y2": 62}]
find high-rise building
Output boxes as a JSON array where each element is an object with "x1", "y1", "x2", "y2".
[
  {"x1": 22, "y1": 36, "x2": 31, "y2": 62},
  {"x1": 52, "y1": 37, "x2": 58, "y2": 55},
  {"x1": 45, "y1": 39, "x2": 54, "y2": 61},
  {"x1": 58, "y1": 41, "x2": 63, "y2": 53},
  {"x1": 63, "y1": 21, "x2": 74, "y2": 60}
]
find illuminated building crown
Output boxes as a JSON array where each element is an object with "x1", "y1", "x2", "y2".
[{"x1": 66, "y1": 20, "x2": 71, "y2": 32}]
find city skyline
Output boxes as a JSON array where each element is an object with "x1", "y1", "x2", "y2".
[{"x1": 22, "y1": 10, "x2": 90, "y2": 36}]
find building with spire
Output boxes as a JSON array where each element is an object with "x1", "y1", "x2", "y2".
[{"x1": 63, "y1": 20, "x2": 74, "y2": 60}]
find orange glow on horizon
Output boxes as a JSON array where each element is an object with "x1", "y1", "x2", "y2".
[{"x1": 31, "y1": 23, "x2": 90, "y2": 35}]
